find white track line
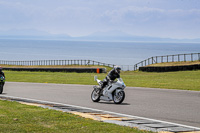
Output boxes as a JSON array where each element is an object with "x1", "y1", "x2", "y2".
[{"x1": 1, "y1": 95, "x2": 200, "y2": 130}]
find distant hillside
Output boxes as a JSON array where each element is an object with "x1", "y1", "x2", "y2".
[
  {"x1": 76, "y1": 31, "x2": 200, "y2": 42},
  {"x1": 0, "y1": 29, "x2": 71, "y2": 40}
]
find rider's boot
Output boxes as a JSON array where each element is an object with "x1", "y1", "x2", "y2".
[{"x1": 99, "y1": 84, "x2": 105, "y2": 95}]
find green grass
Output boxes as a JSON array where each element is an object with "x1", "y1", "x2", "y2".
[
  {"x1": 0, "y1": 100, "x2": 148, "y2": 133},
  {"x1": 122, "y1": 70, "x2": 200, "y2": 91},
  {"x1": 4, "y1": 70, "x2": 200, "y2": 91}
]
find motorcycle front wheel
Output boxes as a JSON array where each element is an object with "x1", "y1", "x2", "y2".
[
  {"x1": 0, "y1": 83, "x2": 3, "y2": 94},
  {"x1": 91, "y1": 89, "x2": 100, "y2": 102},
  {"x1": 113, "y1": 90, "x2": 125, "y2": 104}
]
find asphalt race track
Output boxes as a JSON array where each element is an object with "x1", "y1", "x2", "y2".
[{"x1": 2, "y1": 82, "x2": 200, "y2": 128}]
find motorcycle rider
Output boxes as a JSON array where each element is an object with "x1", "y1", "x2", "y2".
[
  {"x1": 100, "y1": 66, "x2": 121, "y2": 90},
  {"x1": 0, "y1": 66, "x2": 5, "y2": 86},
  {"x1": 0, "y1": 67, "x2": 5, "y2": 78}
]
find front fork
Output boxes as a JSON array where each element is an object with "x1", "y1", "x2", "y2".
[{"x1": 93, "y1": 86, "x2": 102, "y2": 95}]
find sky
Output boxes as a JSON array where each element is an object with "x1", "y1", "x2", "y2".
[{"x1": 0, "y1": 0, "x2": 200, "y2": 39}]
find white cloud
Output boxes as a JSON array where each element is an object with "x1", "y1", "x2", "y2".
[{"x1": 102, "y1": 6, "x2": 200, "y2": 23}]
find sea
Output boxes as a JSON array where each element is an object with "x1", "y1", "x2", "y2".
[{"x1": 0, "y1": 39, "x2": 200, "y2": 67}]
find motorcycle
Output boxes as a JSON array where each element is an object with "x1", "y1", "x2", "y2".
[
  {"x1": 91, "y1": 76, "x2": 126, "y2": 104},
  {"x1": 0, "y1": 75, "x2": 5, "y2": 94}
]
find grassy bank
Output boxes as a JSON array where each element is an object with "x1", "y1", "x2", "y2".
[
  {"x1": 4, "y1": 70, "x2": 200, "y2": 91},
  {"x1": 0, "y1": 100, "x2": 147, "y2": 133},
  {"x1": 0, "y1": 64, "x2": 113, "y2": 71},
  {"x1": 146, "y1": 60, "x2": 200, "y2": 67}
]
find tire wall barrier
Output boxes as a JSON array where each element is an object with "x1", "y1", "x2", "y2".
[
  {"x1": 139, "y1": 64, "x2": 200, "y2": 72},
  {"x1": 3, "y1": 67, "x2": 106, "y2": 73}
]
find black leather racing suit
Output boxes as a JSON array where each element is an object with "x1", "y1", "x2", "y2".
[
  {"x1": 0, "y1": 71, "x2": 5, "y2": 86},
  {"x1": 101, "y1": 69, "x2": 120, "y2": 89},
  {"x1": 0, "y1": 71, "x2": 5, "y2": 78}
]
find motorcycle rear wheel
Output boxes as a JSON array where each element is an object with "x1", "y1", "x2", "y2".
[
  {"x1": 91, "y1": 89, "x2": 100, "y2": 102},
  {"x1": 113, "y1": 90, "x2": 125, "y2": 104}
]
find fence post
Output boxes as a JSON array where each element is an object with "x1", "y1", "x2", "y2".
[
  {"x1": 191, "y1": 53, "x2": 193, "y2": 61},
  {"x1": 184, "y1": 54, "x2": 186, "y2": 62},
  {"x1": 167, "y1": 56, "x2": 168, "y2": 62},
  {"x1": 198, "y1": 53, "x2": 200, "y2": 61},
  {"x1": 152, "y1": 57, "x2": 153, "y2": 64},
  {"x1": 172, "y1": 55, "x2": 174, "y2": 62},
  {"x1": 156, "y1": 56, "x2": 157, "y2": 63},
  {"x1": 178, "y1": 55, "x2": 180, "y2": 62}
]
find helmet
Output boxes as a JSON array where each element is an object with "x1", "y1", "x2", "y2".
[{"x1": 114, "y1": 66, "x2": 121, "y2": 74}]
